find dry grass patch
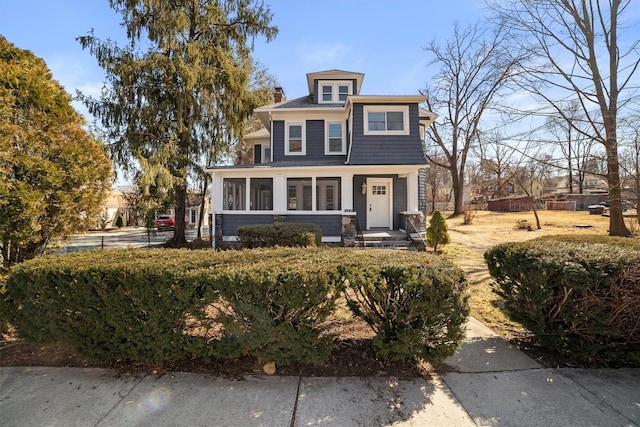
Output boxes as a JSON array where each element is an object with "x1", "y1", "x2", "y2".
[{"x1": 437, "y1": 209, "x2": 617, "y2": 340}]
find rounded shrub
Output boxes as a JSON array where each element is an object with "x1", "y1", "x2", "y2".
[
  {"x1": 339, "y1": 250, "x2": 469, "y2": 364},
  {"x1": 485, "y1": 237, "x2": 640, "y2": 366},
  {"x1": 237, "y1": 223, "x2": 322, "y2": 248}
]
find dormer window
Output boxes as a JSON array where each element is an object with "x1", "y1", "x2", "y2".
[{"x1": 319, "y1": 80, "x2": 352, "y2": 104}]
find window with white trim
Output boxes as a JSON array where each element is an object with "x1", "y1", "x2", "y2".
[
  {"x1": 287, "y1": 178, "x2": 312, "y2": 210},
  {"x1": 363, "y1": 105, "x2": 410, "y2": 135},
  {"x1": 318, "y1": 80, "x2": 352, "y2": 104},
  {"x1": 316, "y1": 178, "x2": 341, "y2": 211},
  {"x1": 250, "y1": 178, "x2": 273, "y2": 210},
  {"x1": 285, "y1": 122, "x2": 305, "y2": 155},
  {"x1": 325, "y1": 121, "x2": 346, "y2": 155},
  {"x1": 223, "y1": 178, "x2": 246, "y2": 210}
]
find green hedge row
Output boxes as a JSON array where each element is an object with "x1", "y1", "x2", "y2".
[
  {"x1": 237, "y1": 223, "x2": 322, "y2": 248},
  {"x1": 485, "y1": 236, "x2": 640, "y2": 365},
  {"x1": 2, "y1": 248, "x2": 468, "y2": 366}
]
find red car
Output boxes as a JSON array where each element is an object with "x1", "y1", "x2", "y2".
[{"x1": 156, "y1": 215, "x2": 175, "y2": 231}]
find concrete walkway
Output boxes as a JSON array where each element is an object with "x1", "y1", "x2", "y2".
[{"x1": 1, "y1": 318, "x2": 639, "y2": 426}]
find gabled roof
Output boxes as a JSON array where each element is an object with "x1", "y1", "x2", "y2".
[{"x1": 306, "y1": 69, "x2": 365, "y2": 95}]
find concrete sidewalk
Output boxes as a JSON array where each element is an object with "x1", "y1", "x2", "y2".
[{"x1": 1, "y1": 318, "x2": 639, "y2": 426}]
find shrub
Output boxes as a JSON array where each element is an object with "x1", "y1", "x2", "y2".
[
  {"x1": 115, "y1": 215, "x2": 124, "y2": 228},
  {"x1": 200, "y1": 251, "x2": 342, "y2": 365},
  {"x1": 3, "y1": 248, "x2": 469, "y2": 367},
  {"x1": 340, "y1": 251, "x2": 469, "y2": 363},
  {"x1": 426, "y1": 210, "x2": 451, "y2": 252},
  {"x1": 485, "y1": 238, "x2": 640, "y2": 365},
  {"x1": 3, "y1": 250, "x2": 212, "y2": 361},
  {"x1": 237, "y1": 223, "x2": 322, "y2": 248},
  {"x1": 463, "y1": 205, "x2": 476, "y2": 225}
]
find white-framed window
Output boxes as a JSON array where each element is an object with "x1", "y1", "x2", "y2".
[
  {"x1": 223, "y1": 178, "x2": 246, "y2": 210},
  {"x1": 285, "y1": 122, "x2": 305, "y2": 155},
  {"x1": 325, "y1": 121, "x2": 346, "y2": 155},
  {"x1": 316, "y1": 177, "x2": 341, "y2": 211},
  {"x1": 250, "y1": 178, "x2": 273, "y2": 210},
  {"x1": 318, "y1": 80, "x2": 353, "y2": 104},
  {"x1": 287, "y1": 178, "x2": 312, "y2": 211},
  {"x1": 363, "y1": 105, "x2": 410, "y2": 135}
]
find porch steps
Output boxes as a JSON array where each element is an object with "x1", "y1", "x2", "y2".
[{"x1": 359, "y1": 232, "x2": 414, "y2": 250}]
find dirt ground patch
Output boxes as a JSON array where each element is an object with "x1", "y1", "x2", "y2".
[{"x1": 0, "y1": 210, "x2": 634, "y2": 375}]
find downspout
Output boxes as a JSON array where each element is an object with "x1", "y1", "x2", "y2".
[{"x1": 345, "y1": 99, "x2": 354, "y2": 165}]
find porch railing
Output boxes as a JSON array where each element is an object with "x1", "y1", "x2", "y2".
[
  {"x1": 354, "y1": 217, "x2": 365, "y2": 248},
  {"x1": 405, "y1": 215, "x2": 427, "y2": 251}
]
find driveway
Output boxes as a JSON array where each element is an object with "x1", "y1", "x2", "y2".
[{"x1": 56, "y1": 227, "x2": 211, "y2": 253}]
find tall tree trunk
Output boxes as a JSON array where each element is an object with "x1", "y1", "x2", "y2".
[
  {"x1": 172, "y1": 179, "x2": 188, "y2": 246},
  {"x1": 450, "y1": 167, "x2": 463, "y2": 216},
  {"x1": 197, "y1": 174, "x2": 210, "y2": 239},
  {"x1": 606, "y1": 142, "x2": 630, "y2": 236}
]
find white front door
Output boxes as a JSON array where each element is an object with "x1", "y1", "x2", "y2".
[{"x1": 366, "y1": 178, "x2": 392, "y2": 229}]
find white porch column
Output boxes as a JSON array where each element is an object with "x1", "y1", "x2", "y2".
[
  {"x1": 273, "y1": 175, "x2": 287, "y2": 214},
  {"x1": 211, "y1": 172, "x2": 222, "y2": 212},
  {"x1": 341, "y1": 174, "x2": 354, "y2": 211},
  {"x1": 407, "y1": 172, "x2": 419, "y2": 212}
]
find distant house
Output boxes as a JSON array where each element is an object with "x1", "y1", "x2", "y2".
[
  {"x1": 554, "y1": 174, "x2": 608, "y2": 194},
  {"x1": 99, "y1": 186, "x2": 133, "y2": 228},
  {"x1": 206, "y1": 69, "x2": 437, "y2": 247}
]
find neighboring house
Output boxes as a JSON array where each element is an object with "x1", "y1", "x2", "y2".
[
  {"x1": 207, "y1": 69, "x2": 437, "y2": 247},
  {"x1": 473, "y1": 178, "x2": 543, "y2": 201},
  {"x1": 186, "y1": 193, "x2": 211, "y2": 231},
  {"x1": 554, "y1": 174, "x2": 608, "y2": 194},
  {"x1": 99, "y1": 186, "x2": 133, "y2": 228}
]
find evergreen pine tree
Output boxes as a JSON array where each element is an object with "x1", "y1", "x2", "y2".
[{"x1": 426, "y1": 210, "x2": 451, "y2": 252}]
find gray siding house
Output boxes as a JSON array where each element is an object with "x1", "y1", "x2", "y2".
[{"x1": 207, "y1": 70, "x2": 437, "y2": 247}]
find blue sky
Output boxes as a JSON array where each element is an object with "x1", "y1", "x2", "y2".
[{"x1": 0, "y1": 0, "x2": 485, "y2": 113}]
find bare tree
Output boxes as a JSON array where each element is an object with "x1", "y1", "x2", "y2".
[
  {"x1": 422, "y1": 21, "x2": 527, "y2": 216},
  {"x1": 506, "y1": 143, "x2": 555, "y2": 230},
  {"x1": 619, "y1": 114, "x2": 640, "y2": 223},
  {"x1": 425, "y1": 155, "x2": 452, "y2": 213},
  {"x1": 475, "y1": 131, "x2": 518, "y2": 198},
  {"x1": 488, "y1": 0, "x2": 640, "y2": 236},
  {"x1": 546, "y1": 100, "x2": 596, "y2": 194}
]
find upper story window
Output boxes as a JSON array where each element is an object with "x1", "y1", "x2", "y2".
[
  {"x1": 325, "y1": 122, "x2": 346, "y2": 155},
  {"x1": 319, "y1": 80, "x2": 352, "y2": 104},
  {"x1": 285, "y1": 122, "x2": 305, "y2": 155},
  {"x1": 363, "y1": 105, "x2": 410, "y2": 136}
]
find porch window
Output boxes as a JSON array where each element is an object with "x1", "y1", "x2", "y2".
[
  {"x1": 223, "y1": 178, "x2": 246, "y2": 210},
  {"x1": 287, "y1": 178, "x2": 312, "y2": 210},
  {"x1": 285, "y1": 122, "x2": 305, "y2": 155},
  {"x1": 364, "y1": 105, "x2": 410, "y2": 135},
  {"x1": 316, "y1": 177, "x2": 341, "y2": 211},
  {"x1": 326, "y1": 122, "x2": 345, "y2": 154},
  {"x1": 250, "y1": 178, "x2": 273, "y2": 210}
]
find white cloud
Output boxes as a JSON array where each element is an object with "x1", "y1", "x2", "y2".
[{"x1": 298, "y1": 39, "x2": 352, "y2": 66}]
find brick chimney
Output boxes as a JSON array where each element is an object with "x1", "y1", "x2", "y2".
[{"x1": 274, "y1": 86, "x2": 284, "y2": 103}]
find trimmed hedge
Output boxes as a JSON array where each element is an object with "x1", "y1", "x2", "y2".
[
  {"x1": 237, "y1": 223, "x2": 322, "y2": 248},
  {"x1": 3, "y1": 248, "x2": 468, "y2": 367},
  {"x1": 485, "y1": 237, "x2": 640, "y2": 365}
]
